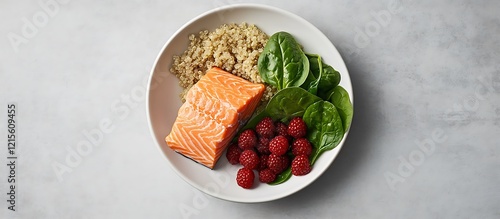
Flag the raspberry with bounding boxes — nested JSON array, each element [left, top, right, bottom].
[[267, 154, 287, 174], [269, 135, 289, 156], [238, 129, 257, 150], [257, 154, 269, 171], [236, 168, 255, 189], [287, 117, 307, 139], [292, 138, 312, 156], [256, 137, 271, 155], [226, 143, 242, 165], [259, 168, 276, 183], [239, 150, 260, 170], [291, 155, 312, 176], [256, 117, 275, 138], [275, 121, 289, 138]]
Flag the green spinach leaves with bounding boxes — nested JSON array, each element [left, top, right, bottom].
[[303, 101, 344, 165], [258, 32, 309, 90], [250, 31, 353, 185], [266, 87, 322, 122], [301, 54, 322, 95], [329, 86, 353, 132]]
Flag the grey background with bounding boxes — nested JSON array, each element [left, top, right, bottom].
[[1, 0, 499, 218]]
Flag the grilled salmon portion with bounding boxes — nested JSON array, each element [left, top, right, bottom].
[[165, 67, 265, 169]]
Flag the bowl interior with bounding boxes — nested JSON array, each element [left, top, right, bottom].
[[147, 4, 352, 203]]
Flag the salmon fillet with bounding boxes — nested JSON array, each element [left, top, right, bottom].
[[165, 67, 265, 169]]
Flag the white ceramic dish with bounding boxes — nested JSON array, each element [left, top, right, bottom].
[[147, 3, 353, 203]]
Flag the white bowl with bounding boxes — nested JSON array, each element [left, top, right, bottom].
[[147, 3, 353, 203]]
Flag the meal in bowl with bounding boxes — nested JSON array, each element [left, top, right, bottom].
[[166, 22, 353, 189]]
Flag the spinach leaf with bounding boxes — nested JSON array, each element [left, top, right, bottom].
[[266, 87, 322, 122], [258, 32, 309, 90], [301, 72, 318, 95], [329, 86, 353, 132], [303, 101, 344, 165], [301, 54, 322, 95], [317, 64, 341, 100], [318, 64, 341, 90], [269, 168, 292, 185], [301, 53, 341, 100]]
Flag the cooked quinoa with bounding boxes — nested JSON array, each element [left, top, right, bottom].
[[170, 22, 276, 103]]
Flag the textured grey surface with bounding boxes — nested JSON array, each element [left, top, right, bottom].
[[0, 0, 499, 218]]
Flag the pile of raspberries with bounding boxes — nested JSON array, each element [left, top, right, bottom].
[[226, 117, 313, 189]]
